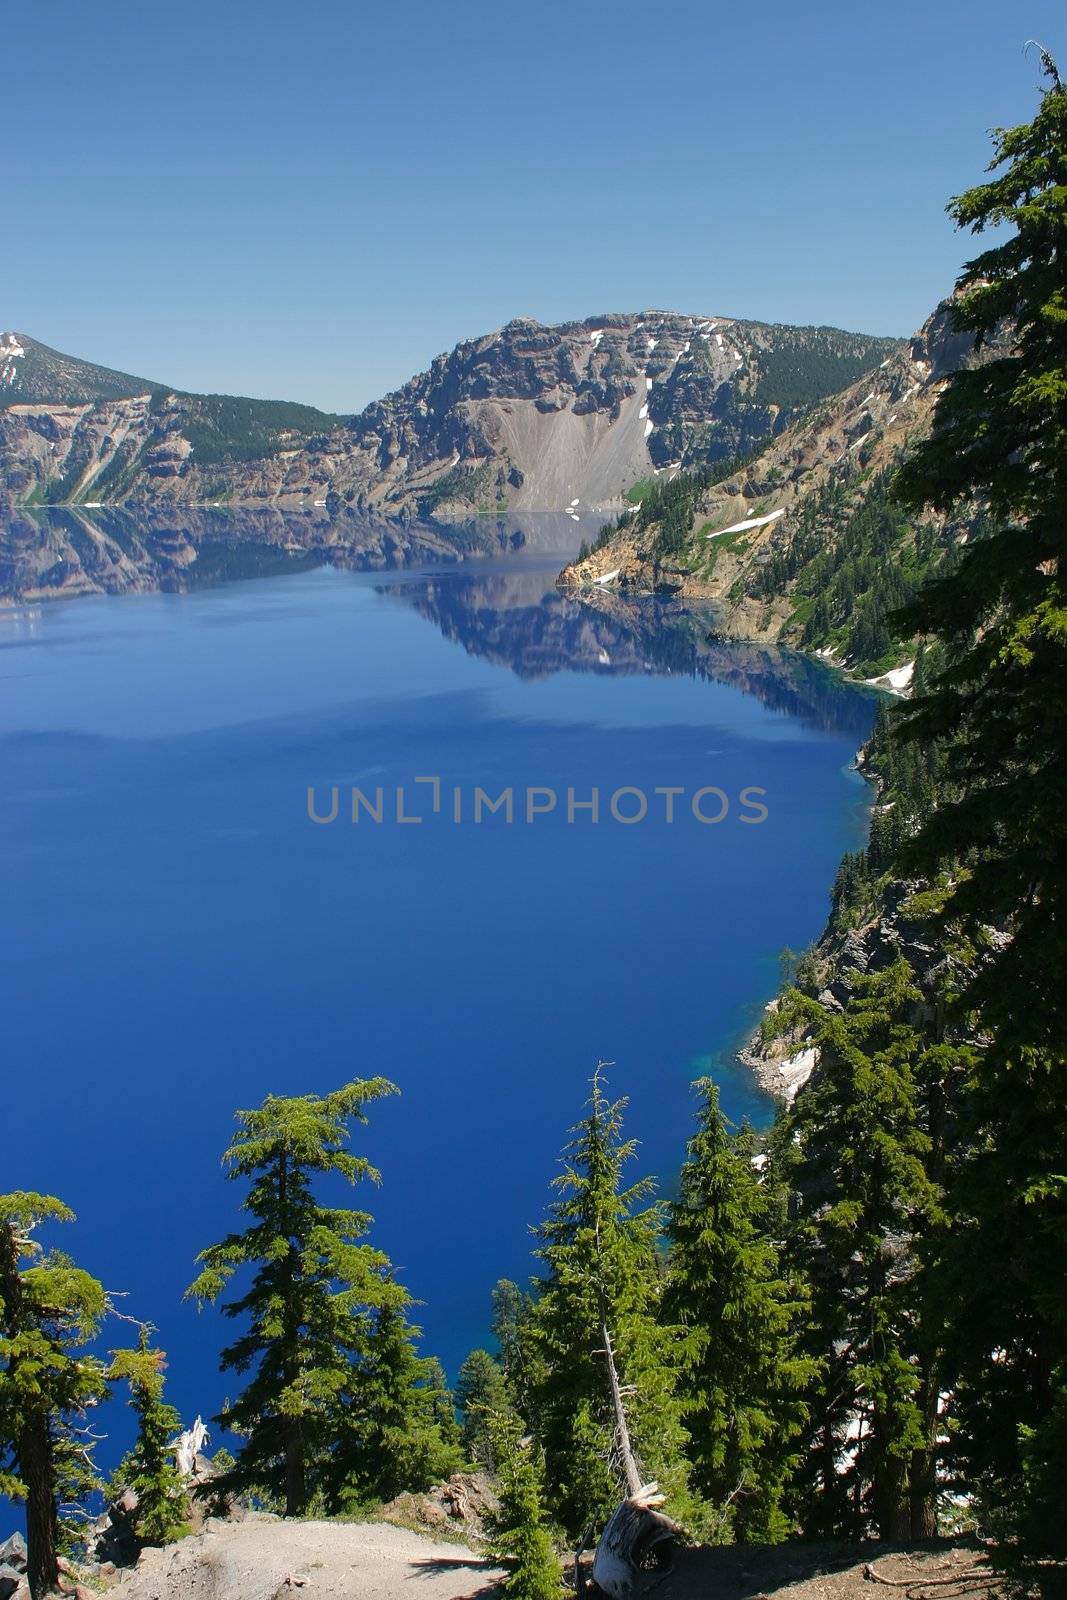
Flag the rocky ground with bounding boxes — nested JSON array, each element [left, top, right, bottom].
[[106, 1517, 503, 1600], [94, 1527, 998, 1600], [659, 1539, 997, 1600]]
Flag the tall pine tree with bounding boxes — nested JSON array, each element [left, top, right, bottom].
[[325, 1295, 464, 1509], [665, 1082, 813, 1543], [527, 1067, 693, 1538], [186, 1079, 401, 1515], [774, 963, 942, 1540], [892, 58, 1067, 1591], [0, 1193, 110, 1600]]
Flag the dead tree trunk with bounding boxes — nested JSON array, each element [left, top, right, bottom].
[[589, 1311, 679, 1599]]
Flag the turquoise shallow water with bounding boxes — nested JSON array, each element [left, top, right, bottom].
[[0, 541, 876, 1462]]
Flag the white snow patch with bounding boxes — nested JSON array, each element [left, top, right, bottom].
[[879, 358, 891, 368], [861, 392, 875, 405], [597, 648, 611, 665], [902, 383, 920, 402], [569, 497, 580, 507], [588, 330, 604, 346], [715, 332, 724, 347], [569, 513, 581, 522], [866, 660, 915, 693], [706, 507, 785, 539], [646, 336, 658, 351], [639, 403, 648, 419], [682, 341, 690, 353], [594, 568, 620, 585], [887, 413, 898, 424], [643, 419, 654, 438], [645, 377, 653, 391]]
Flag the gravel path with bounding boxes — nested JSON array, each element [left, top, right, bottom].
[[113, 1516, 504, 1600]]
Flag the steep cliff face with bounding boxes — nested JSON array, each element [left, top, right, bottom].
[[558, 300, 995, 678], [0, 317, 900, 512]]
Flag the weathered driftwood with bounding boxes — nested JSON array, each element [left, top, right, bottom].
[[174, 1416, 210, 1478], [591, 1483, 680, 1598]]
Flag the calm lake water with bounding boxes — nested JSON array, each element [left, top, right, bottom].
[[0, 523, 876, 1463]]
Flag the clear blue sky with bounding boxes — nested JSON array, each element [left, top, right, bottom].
[[6, 0, 1064, 412]]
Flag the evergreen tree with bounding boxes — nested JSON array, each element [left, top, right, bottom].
[[109, 1329, 190, 1546], [491, 1279, 539, 1421], [664, 1081, 812, 1543], [891, 60, 1067, 1590], [775, 963, 941, 1541], [0, 1193, 110, 1600], [327, 1296, 464, 1509], [186, 1079, 400, 1515], [487, 1409, 564, 1600], [527, 1067, 692, 1538], [423, 1355, 463, 1458], [455, 1348, 511, 1469]]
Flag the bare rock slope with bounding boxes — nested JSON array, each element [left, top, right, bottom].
[[558, 300, 990, 658]]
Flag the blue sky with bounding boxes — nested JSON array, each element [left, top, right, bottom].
[[6, 0, 1064, 412]]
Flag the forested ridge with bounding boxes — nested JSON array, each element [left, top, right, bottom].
[[3, 60, 1066, 1600]]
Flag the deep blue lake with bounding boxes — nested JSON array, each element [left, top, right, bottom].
[[0, 525, 877, 1467]]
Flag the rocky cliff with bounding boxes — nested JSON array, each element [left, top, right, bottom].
[[0, 317, 900, 513], [557, 300, 995, 680]]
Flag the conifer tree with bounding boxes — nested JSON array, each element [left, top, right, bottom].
[[0, 1193, 110, 1600], [891, 59, 1067, 1588], [326, 1296, 464, 1509], [455, 1348, 511, 1469], [424, 1355, 463, 1458], [186, 1079, 400, 1515], [664, 1082, 812, 1542], [487, 1409, 564, 1600], [527, 1067, 692, 1538], [108, 1329, 190, 1546], [775, 963, 941, 1540], [491, 1279, 539, 1421]]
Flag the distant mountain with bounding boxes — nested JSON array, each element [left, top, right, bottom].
[[0, 331, 162, 405], [0, 315, 901, 512], [559, 299, 999, 682]]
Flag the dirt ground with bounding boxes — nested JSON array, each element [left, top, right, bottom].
[[108, 1516, 997, 1600], [109, 1516, 504, 1600], [647, 1538, 997, 1600]]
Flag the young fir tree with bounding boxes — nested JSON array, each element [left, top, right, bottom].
[[186, 1079, 401, 1516], [487, 1409, 564, 1600], [424, 1355, 463, 1459], [664, 1081, 813, 1543], [326, 1294, 464, 1509], [527, 1067, 693, 1539], [108, 1329, 190, 1546], [491, 1279, 539, 1422], [775, 962, 942, 1541], [889, 57, 1067, 1593], [0, 1193, 110, 1600], [455, 1347, 512, 1469]]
